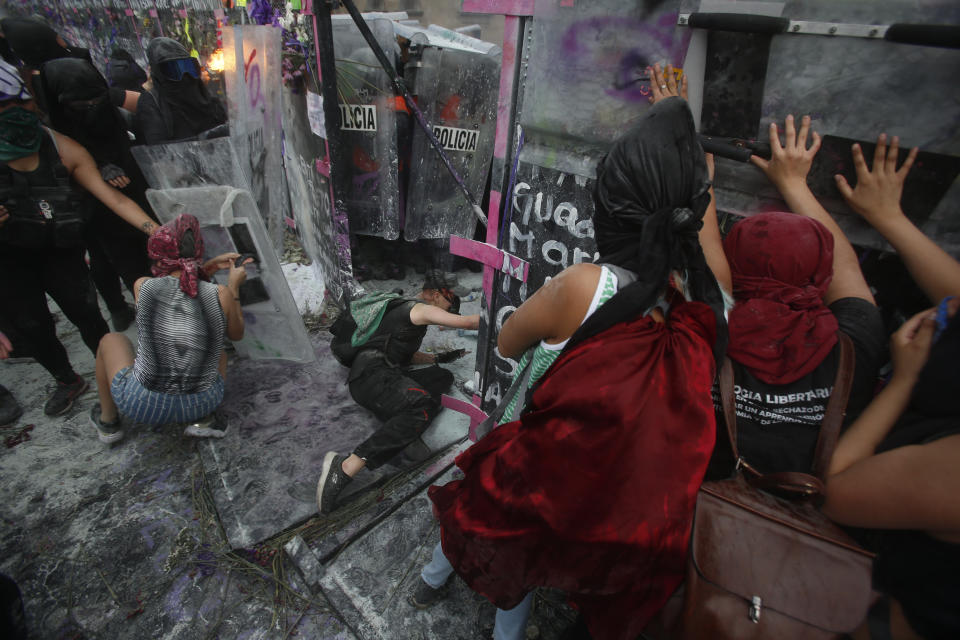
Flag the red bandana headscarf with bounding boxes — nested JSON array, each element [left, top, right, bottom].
[[724, 212, 838, 384], [147, 214, 208, 297]]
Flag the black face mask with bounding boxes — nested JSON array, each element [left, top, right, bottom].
[[62, 95, 114, 133]]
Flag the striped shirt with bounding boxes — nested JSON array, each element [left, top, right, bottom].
[[133, 277, 226, 394], [501, 266, 619, 424]]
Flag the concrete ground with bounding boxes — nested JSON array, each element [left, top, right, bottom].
[[0, 260, 578, 639]]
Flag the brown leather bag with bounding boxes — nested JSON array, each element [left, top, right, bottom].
[[674, 333, 876, 639]]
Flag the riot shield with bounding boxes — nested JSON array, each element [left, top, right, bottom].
[[403, 44, 499, 240], [146, 185, 316, 364], [222, 25, 286, 254], [331, 15, 402, 240], [130, 137, 248, 190]]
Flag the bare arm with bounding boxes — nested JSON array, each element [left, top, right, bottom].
[[498, 263, 600, 359], [55, 131, 158, 235], [836, 134, 960, 303], [122, 90, 140, 113], [822, 309, 960, 534], [409, 304, 479, 330], [751, 115, 873, 305], [218, 262, 249, 342], [700, 156, 732, 294]]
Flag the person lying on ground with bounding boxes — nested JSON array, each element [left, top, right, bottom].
[[317, 271, 480, 514], [705, 114, 885, 478], [411, 93, 731, 640], [823, 133, 960, 640], [0, 60, 158, 417], [89, 214, 248, 444]]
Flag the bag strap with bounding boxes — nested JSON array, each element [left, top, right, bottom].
[[811, 332, 855, 479], [473, 348, 535, 440], [719, 331, 855, 490]]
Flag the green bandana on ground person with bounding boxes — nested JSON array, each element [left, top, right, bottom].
[[350, 291, 403, 347], [0, 106, 43, 162]]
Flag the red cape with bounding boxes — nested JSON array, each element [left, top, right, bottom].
[[429, 301, 718, 640]]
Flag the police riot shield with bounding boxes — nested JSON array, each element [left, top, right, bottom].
[[403, 44, 500, 240], [331, 15, 402, 240], [222, 25, 286, 254], [146, 185, 316, 364]]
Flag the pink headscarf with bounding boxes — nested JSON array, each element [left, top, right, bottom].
[[147, 214, 209, 297]]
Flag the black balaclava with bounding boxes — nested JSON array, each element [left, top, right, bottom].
[[146, 37, 226, 138], [107, 47, 147, 92], [566, 97, 727, 361], [41, 58, 127, 166], [0, 17, 84, 67]]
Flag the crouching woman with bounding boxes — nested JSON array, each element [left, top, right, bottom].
[[89, 214, 248, 443]]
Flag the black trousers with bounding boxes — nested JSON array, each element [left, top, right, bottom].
[[0, 245, 109, 382], [350, 354, 454, 469], [85, 206, 151, 311]]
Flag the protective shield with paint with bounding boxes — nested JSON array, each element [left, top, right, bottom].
[[331, 15, 402, 240], [403, 44, 500, 241], [222, 26, 287, 255], [146, 185, 316, 364], [131, 137, 248, 191]]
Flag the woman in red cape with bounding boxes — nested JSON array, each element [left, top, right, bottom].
[[415, 77, 732, 640]]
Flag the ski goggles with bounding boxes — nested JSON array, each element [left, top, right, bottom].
[[159, 58, 200, 82]]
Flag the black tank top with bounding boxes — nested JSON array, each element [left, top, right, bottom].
[[375, 300, 428, 366]]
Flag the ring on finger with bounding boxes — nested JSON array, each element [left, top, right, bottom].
[[660, 84, 668, 90]]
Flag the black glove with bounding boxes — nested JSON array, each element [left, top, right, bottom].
[[436, 348, 468, 364], [100, 163, 126, 182]]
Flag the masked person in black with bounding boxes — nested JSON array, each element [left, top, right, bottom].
[[41, 57, 156, 330], [317, 272, 480, 514], [0, 16, 137, 114], [136, 38, 227, 144], [0, 60, 158, 416], [106, 48, 147, 94]]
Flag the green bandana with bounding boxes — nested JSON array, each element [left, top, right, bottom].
[[0, 106, 43, 162], [350, 291, 403, 347]]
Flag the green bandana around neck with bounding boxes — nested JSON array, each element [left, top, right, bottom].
[[0, 106, 43, 162]]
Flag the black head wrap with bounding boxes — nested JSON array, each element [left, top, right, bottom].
[[0, 17, 81, 67], [40, 58, 127, 166], [146, 38, 226, 139], [107, 47, 147, 92], [567, 97, 727, 361]]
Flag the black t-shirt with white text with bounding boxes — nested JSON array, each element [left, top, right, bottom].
[[708, 297, 886, 476]]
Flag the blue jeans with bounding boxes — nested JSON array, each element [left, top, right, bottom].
[[421, 542, 533, 640]]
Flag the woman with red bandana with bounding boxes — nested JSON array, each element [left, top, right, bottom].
[[88, 214, 249, 444], [707, 114, 887, 477]]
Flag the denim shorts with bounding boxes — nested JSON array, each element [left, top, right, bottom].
[[110, 367, 225, 425]]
